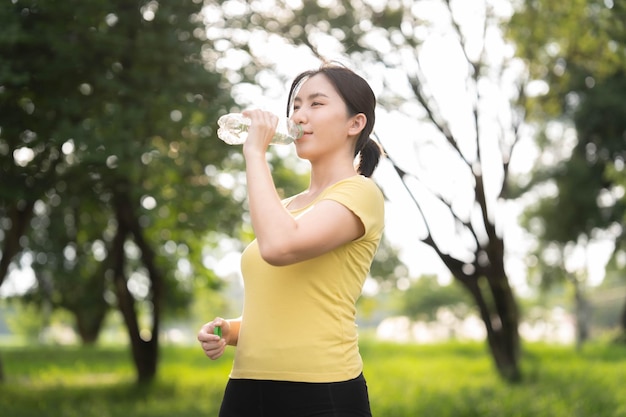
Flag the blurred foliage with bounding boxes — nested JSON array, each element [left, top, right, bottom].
[[401, 275, 474, 321], [0, 0, 404, 383], [508, 0, 626, 120], [510, 0, 625, 281], [509, 0, 626, 342], [509, 0, 625, 235], [1, 0, 232, 340]]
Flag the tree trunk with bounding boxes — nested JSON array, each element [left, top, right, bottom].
[[76, 271, 109, 345], [0, 200, 36, 384], [113, 264, 159, 383], [114, 277, 159, 383], [423, 228, 522, 383], [74, 305, 107, 345], [111, 222, 159, 383], [573, 281, 590, 350], [621, 299, 626, 336], [111, 190, 162, 384], [0, 202, 35, 285], [463, 274, 521, 382], [615, 297, 626, 344]]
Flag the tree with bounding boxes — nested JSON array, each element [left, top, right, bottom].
[[509, 0, 626, 342], [0, 0, 244, 382], [374, 0, 525, 381], [207, 0, 528, 381]]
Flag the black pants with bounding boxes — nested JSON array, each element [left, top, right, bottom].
[[218, 373, 373, 417]]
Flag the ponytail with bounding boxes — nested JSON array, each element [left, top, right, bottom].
[[355, 138, 383, 177]]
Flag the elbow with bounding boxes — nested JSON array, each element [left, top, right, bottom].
[[257, 241, 293, 266]]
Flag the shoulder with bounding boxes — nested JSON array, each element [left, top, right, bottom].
[[325, 175, 384, 204], [323, 176, 384, 233]]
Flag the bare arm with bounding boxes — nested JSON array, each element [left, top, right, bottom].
[[242, 110, 364, 266]]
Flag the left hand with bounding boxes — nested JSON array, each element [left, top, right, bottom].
[[197, 318, 229, 360]]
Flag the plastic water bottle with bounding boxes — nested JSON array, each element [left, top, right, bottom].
[[217, 113, 303, 145]]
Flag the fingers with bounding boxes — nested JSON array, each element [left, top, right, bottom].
[[242, 109, 278, 127], [197, 319, 222, 343], [197, 318, 227, 360], [200, 338, 226, 360], [241, 109, 278, 149]]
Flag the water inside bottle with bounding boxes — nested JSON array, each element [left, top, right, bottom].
[[217, 113, 300, 145], [217, 114, 249, 144]]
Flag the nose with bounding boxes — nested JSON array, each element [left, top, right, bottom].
[[291, 107, 307, 125]]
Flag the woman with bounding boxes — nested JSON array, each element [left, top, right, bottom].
[[198, 64, 385, 417]]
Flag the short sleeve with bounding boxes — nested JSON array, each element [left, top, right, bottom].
[[322, 176, 385, 241]]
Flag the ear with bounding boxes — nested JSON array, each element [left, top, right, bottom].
[[347, 113, 367, 137]]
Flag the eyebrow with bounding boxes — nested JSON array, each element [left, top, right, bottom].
[[293, 92, 330, 102]]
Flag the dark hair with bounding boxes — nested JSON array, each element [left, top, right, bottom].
[[286, 64, 383, 177]]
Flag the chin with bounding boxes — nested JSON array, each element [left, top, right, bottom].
[[294, 144, 311, 160]]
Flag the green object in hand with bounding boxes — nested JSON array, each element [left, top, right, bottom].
[[214, 326, 222, 338]]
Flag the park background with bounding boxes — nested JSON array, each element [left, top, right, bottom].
[[1, 0, 626, 416]]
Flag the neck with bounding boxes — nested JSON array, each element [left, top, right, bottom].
[[307, 156, 357, 194]]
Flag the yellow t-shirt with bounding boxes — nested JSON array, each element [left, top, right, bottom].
[[230, 175, 385, 383]]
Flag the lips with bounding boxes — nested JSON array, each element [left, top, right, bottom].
[[295, 132, 311, 142]]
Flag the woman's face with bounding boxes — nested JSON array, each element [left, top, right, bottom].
[[290, 74, 356, 161]]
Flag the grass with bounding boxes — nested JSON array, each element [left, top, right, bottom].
[[1, 339, 625, 416], [363, 341, 626, 417]]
